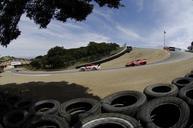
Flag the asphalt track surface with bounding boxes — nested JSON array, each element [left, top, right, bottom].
[[12, 51, 193, 76]]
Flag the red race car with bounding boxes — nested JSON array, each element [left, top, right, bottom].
[[125, 59, 147, 67]]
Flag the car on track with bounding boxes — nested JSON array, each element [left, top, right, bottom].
[[164, 46, 176, 51], [79, 64, 101, 71], [125, 59, 147, 67]]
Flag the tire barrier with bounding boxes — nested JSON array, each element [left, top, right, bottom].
[[1, 72, 193, 127], [75, 46, 132, 69], [101, 91, 146, 117], [30, 99, 60, 116], [179, 85, 193, 125], [59, 98, 101, 125], [179, 86, 193, 108], [14, 98, 35, 111], [74, 113, 142, 128], [189, 124, 193, 128], [137, 97, 190, 128], [144, 83, 178, 99], [172, 77, 193, 89], [5, 95, 22, 106], [3, 110, 29, 128], [0, 102, 12, 122], [23, 115, 69, 128], [185, 73, 193, 79]]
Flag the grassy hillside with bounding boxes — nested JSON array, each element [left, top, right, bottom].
[[101, 48, 170, 69], [30, 42, 121, 70]]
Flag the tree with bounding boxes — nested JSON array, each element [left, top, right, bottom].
[[188, 41, 193, 51], [47, 46, 65, 57], [0, 0, 122, 46], [30, 59, 41, 69], [47, 55, 64, 69]]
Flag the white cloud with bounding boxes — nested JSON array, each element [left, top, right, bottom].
[[136, 0, 144, 12], [0, 15, 111, 57], [146, 0, 193, 49], [116, 25, 142, 39], [93, 9, 143, 40], [2, 1, 193, 57]]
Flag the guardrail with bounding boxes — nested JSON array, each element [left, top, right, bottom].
[[75, 46, 132, 69]]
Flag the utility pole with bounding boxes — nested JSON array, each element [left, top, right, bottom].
[[164, 30, 166, 48]]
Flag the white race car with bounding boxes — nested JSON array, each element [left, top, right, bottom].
[[79, 64, 101, 71]]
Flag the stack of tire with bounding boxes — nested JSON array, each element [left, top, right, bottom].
[[1, 71, 193, 128]]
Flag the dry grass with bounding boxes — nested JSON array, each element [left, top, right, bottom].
[[101, 48, 170, 69]]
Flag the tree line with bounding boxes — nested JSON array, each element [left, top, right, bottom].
[[30, 42, 120, 69]]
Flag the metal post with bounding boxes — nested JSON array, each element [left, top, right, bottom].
[[164, 31, 166, 48]]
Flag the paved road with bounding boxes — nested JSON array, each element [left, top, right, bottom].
[[11, 51, 193, 76], [151, 51, 193, 65]]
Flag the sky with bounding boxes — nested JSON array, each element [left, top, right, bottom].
[[1, 0, 193, 58]]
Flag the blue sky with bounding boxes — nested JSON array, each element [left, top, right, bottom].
[[1, 0, 193, 57]]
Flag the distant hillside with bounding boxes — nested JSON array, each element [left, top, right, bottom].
[[30, 42, 121, 70]]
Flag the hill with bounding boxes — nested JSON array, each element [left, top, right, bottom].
[[101, 48, 170, 69], [30, 42, 121, 70]]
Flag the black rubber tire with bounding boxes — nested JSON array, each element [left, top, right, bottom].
[[185, 73, 193, 79], [80, 68, 86, 72], [179, 86, 193, 125], [102, 90, 147, 117], [30, 99, 60, 116], [144, 83, 178, 99], [74, 113, 142, 128], [3, 110, 29, 128], [0, 94, 5, 103], [0, 91, 10, 102], [91, 67, 97, 71], [179, 86, 193, 108], [189, 124, 193, 128], [5, 95, 22, 106], [23, 115, 69, 128], [0, 95, 3, 103], [59, 98, 101, 125], [172, 77, 193, 89], [137, 97, 190, 128], [14, 98, 35, 111], [0, 102, 12, 122]]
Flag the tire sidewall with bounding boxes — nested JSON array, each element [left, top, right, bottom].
[[102, 91, 147, 116], [144, 83, 178, 99]]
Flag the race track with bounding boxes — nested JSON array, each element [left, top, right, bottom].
[[152, 51, 193, 65], [11, 50, 193, 76], [2, 49, 193, 98]]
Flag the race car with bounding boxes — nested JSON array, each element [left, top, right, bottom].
[[125, 59, 147, 67], [163, 46, 175, 51], [79, 64, 101, 71]]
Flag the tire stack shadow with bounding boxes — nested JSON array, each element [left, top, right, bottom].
[[0, 81, 100, 102]]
